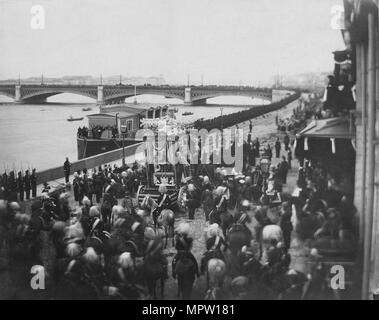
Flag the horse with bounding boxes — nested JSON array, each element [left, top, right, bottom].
[[173, 254, 198, 300], [142, 243, 167, 299], [226, 224, 252, 255], [205, 258, 226, 294]]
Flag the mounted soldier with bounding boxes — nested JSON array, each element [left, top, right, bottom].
[[172, 223, 199, 299], [152, 184, 172, 227]]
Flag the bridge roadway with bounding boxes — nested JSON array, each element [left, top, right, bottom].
[[0, 83, 273, 105]]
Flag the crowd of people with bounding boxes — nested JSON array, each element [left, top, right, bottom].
[[276, 98, 320, 133], [194, 92, 300, 131], [0, 169, 37, 203], [77, 125, 118, 139], [0, 91, 359, 300], [0, 127, 357, 300]]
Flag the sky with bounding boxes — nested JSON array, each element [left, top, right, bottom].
[[0, 0, 345, 85]]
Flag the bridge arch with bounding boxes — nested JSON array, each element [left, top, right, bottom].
[[191, 91, 272, 104], [0, 91, 15, 99], [104, 90, 185, 102], [20, 88, 98, 101]]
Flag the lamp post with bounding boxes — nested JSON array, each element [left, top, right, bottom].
[[115, 112, 119, 138], [120, 124, 127, 167]]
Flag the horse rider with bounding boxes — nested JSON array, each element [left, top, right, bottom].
[[209, 186, 228, 225], [230, 200, 252, 238], [201, 223, 226, 276], [153, 184, 172, 226], [172, 223, 199, 280], [186, 183, 201, 220]]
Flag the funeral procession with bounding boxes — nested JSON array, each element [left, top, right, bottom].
[[0, 0, 379, 301]]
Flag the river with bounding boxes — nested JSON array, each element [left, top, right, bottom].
[[0, 94, 268, 171]]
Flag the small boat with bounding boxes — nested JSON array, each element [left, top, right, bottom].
[[67, 116, 84, 122], [182, 111, 193, 116], [82, 107, 92, 111]]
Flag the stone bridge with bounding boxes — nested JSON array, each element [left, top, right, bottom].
[[0, 84, 273, 105]]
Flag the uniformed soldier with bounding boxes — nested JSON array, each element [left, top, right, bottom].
[[23, 169, 31, 200], [17, 171, 24, 201]]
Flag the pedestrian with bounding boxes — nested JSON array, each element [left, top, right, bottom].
[[254, 138, 260, 157], [265, 144, 272, 162], [73, 172, 82, 205], [94, 167, 105, 203], [249, 142, 256, 167], [63, 157, 71, 183], [283, 134, 290, 151], [287, 148, 292, 169], [23, 169, 31, 200], [82, 168, 89, 197], [202, 189, 214, 222], [275, 137, 281, 158], [279, 156, 289, 184], [31, 168, 37, 198]]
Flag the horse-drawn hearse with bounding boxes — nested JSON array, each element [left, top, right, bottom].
[[136, 162, 191, 211]]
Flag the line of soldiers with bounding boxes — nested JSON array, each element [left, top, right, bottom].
[[70, 163, 146, 206], [0, 169, 37, 202]]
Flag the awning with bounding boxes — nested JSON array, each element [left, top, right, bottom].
[[294, 117, 356, 164], [296, 117, 355, 139]]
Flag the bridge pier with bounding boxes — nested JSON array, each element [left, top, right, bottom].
[[15, 85, 21, 103], [97, 85, 105, 105], [184, 87, 192, 105]]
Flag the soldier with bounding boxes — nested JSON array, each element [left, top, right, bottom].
[[7, 171, 17, 202], [93, 167, 105, 203], [63, 157, 71, 183], [31, 168, 37, 198], [1, 172, 8, 200], [17, 171, 24, 201], [24, 169, 31, 200]]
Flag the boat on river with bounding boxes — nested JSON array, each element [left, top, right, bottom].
[[76, 104, 176, 159], [67, 116, 84, 122]]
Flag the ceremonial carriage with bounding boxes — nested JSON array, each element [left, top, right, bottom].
[[135, 115, 192, 211], [136, 163, 190, 210]]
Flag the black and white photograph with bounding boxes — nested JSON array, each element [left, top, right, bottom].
[[0, 0, 378, 303]]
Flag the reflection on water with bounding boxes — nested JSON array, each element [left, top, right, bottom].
[[0, 93, 267, 171]]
